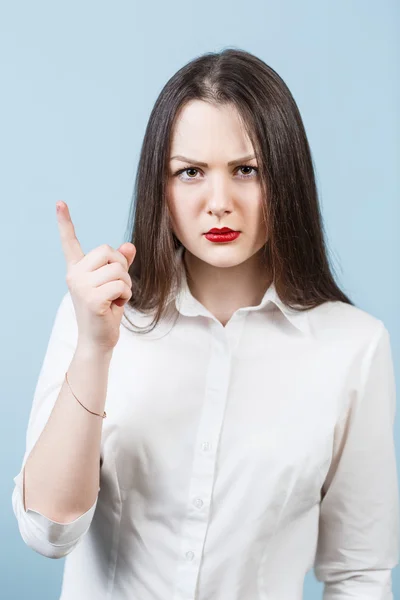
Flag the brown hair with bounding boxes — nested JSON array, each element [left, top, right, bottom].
[[123, 48, 353, 334]]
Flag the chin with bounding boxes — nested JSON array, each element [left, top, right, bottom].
[[192, 247, 254, 269]]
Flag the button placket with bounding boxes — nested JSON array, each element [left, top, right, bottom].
[[173, 330, 232, 600]]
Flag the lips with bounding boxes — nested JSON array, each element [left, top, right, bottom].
[[206, 227, 237, 234], [204, 230, 241, 243]]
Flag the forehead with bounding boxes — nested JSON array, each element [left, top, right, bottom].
[[170, 100, 254, 157]]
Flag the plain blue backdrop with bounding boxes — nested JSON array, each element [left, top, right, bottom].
[[1, 1, 398, 599]]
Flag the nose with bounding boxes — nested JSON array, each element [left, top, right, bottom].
[[205, 176, 233, 217]]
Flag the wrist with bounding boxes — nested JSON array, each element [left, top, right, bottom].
[[75, 339, 114, 362]]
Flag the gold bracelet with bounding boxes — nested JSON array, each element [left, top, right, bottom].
[[65, 372, 107, 419]]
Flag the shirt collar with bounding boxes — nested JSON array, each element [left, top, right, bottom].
[[171, 246, 310, 335]]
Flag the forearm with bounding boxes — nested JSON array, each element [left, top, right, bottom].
[[23, 343, 112, 523]]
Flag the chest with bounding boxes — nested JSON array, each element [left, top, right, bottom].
[[102, 325, 344, 500]]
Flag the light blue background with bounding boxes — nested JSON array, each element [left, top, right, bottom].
[[1, 1, 398, 598]]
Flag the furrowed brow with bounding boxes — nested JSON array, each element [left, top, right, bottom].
[[169, 154, 256, 167]]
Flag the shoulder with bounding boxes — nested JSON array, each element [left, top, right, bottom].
[[307, 299, 388, 352]]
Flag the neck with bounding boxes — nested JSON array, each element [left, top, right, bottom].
[[183, 247, 272, 326]]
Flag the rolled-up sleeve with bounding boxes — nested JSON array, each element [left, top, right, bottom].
[[12, 291, 99, 559], [314, 321, 399, 599]]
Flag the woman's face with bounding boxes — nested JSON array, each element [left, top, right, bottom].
[[167, 100, 268, 269]]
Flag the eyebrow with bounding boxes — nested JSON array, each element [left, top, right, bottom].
[[169, 154, 256, 167]]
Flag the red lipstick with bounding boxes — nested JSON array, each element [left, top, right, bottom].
[[206, 227, 235, 234], [204, 227, 241, 243]]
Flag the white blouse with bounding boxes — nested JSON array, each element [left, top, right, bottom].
[[12, 246, 399, 599]]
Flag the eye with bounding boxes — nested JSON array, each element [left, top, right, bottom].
[[176, 167, 200, 180], [237, 166, 258, 179], [173, 165, 259, 181]]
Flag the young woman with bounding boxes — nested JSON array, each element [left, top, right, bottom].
[[13, 48, 398, 599]]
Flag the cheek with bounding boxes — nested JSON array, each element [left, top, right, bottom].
[[242, 192, 265, 223], [246, 196, 268, 242], [168, 188, 199, 229]]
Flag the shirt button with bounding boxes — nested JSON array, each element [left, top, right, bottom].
[[185, 551, 195, 561], [193, 498, 203, 509], [201, 442, 211, 451]]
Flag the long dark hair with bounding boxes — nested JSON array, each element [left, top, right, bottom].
[[123, 48, 353, 334]]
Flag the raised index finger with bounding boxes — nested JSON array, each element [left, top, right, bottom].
[[56, 201, 85, 266]]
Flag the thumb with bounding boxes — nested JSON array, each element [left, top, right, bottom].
[[117, 242, 136, 268]]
